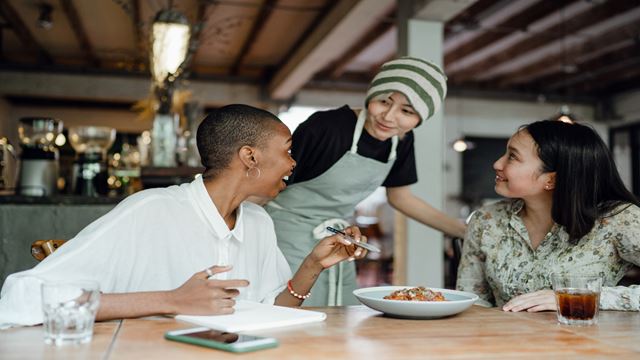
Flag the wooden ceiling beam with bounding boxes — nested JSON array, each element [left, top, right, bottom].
[[566, 58, 640, 97], [311, 71, 372, 86], [444, 0, 495, 38], [592, 71, 640, 96], [268, 0, 395, 100], [271, 0, 338, 81], [60, 0, 99, 67], [444, 0, 571, 66], [0, 69, 264, 106], [367, 53, 395, 77], [496, 22, 640, 87], [571, 64, 640, 99], [131, 0, 145, 70], [182, 0, 210, 76], [414, 0, 480, 22], [328, 10, 394, 79], [444, 0, 535, 54], [267, 0, 340, 95], [449, 0, 640, 84], [229, 0, 277, 76], [598, 65, 640, 92], [0, 27, 4, 61], [310, 49, 393, 87], [0, 1, 53, 64], [543, 44, 640, 91]]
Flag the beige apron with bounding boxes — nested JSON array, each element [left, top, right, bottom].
[[266, 110, 398, 306]]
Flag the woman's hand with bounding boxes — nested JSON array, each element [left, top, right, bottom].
[[168, 265, 249, 315], [309, 226, 368, 269], [502, 290, 556, 312], [275, 226, 367, 306]]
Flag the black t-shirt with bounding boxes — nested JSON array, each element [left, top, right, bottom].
[[287, 105, 418, 187]]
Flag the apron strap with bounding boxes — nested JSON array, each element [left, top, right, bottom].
[[350, 109, 399, 162], [349, 110, 367, 154], [327, 262, 344, 306], [337, 261, 344, 306], [389, 136, 398, 161], [313, 219, 349, 306]]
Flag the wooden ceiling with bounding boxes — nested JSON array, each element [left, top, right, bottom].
[[1, 0, 639, 105]]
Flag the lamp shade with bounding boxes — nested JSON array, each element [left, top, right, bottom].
[[554, 105, 576, 124], [150, 9, 190, 86]]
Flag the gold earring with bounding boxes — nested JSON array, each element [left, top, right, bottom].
[[246, 167, 261, 179]]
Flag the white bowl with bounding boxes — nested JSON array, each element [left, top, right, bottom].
[[353, 286, 478, 319]]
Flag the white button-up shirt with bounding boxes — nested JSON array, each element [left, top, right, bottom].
[[0, 176, 292, 327]]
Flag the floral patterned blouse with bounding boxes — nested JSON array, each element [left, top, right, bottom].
[[456, 199, 640, 311]]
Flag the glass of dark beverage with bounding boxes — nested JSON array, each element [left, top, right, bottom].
[[551, 274, 602, 326]]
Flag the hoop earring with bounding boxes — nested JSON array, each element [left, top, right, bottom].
[[246, 167, 261, 179]]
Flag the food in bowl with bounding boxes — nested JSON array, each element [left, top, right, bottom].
[[354, 286, 478, 318], [383, 286, 446, 301]]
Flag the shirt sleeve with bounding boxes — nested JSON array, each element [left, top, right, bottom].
[[258, 249, 292, 305], [600, 205, 640, 311], [288, 115, 319, 184], [0, 201, 137, 327], [256, 218, 292, 304], [287, 110, 344, 185], [456, 210, 495, 307]]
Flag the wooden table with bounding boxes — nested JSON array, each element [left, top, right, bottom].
[[2, 305, 640, 359]]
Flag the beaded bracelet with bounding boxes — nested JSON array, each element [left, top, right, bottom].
[[287, 280, 311, 300]]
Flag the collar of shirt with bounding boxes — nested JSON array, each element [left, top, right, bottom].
[[507, 199, 563, 250], [190, 175, 245, 243]]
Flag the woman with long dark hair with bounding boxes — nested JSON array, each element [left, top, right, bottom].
[[457, 120, 640, 311]]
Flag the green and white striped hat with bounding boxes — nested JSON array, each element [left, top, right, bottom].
[[365, 57, 447, 126]]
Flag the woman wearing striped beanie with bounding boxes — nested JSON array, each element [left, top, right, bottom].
[[266, 57, 465, 306]]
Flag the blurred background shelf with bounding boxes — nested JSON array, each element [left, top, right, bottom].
[[140, 166, 204, 188]]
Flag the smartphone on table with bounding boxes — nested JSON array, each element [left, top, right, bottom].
[[165, 327, 278, 353]]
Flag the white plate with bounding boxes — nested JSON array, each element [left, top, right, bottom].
[[353, 286, 478, 319]]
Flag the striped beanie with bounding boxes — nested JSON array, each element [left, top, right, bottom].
[[365, 57, 447, 126]]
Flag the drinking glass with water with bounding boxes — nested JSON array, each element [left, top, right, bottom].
[[41, 280, 100, 345]]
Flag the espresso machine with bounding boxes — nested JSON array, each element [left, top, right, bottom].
[[69, 126, 116, 196], [17, 117, 62, 196]]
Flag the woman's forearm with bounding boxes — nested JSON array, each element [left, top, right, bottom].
[[96, 291, 176, 321], [387, 186, 466, 238], [275, 257, 324, 307], [600, 285, 640, 311]]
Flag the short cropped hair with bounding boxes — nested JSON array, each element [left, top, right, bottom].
[[196, 104, 282, 179], [523, 120, 639, 244]]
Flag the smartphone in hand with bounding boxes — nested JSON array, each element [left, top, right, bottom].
[[165, 327, 278, 353]]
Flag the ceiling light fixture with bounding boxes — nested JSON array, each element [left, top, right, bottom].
[[449, 18, 480, 34], [37, 3, 53, 30], [452, 138, 476, 153], [554, 105, 576, 124], [149, 9, 191, 88], [562, 63, 578, 74]]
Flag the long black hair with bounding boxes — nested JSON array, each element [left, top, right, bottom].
[[523, 120, 639, 244]]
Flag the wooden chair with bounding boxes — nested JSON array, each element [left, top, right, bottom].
[[447, 211, 476, 287], [452, 237, 464, 266], [31, 240, 66, 261]]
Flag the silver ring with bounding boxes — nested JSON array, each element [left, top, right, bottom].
[[205, 267, 214, 277]]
